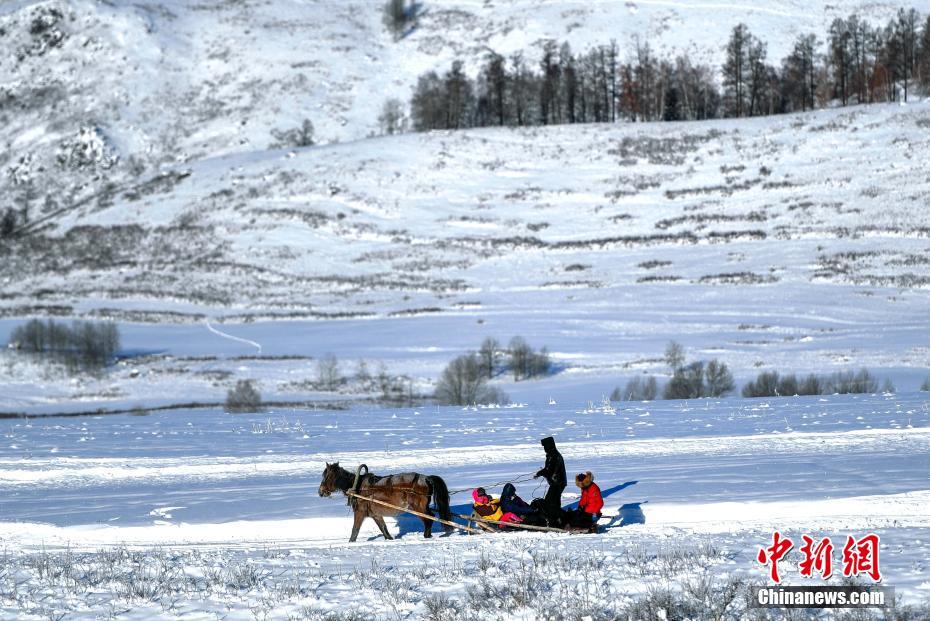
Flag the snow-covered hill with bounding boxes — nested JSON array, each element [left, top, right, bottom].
[[7, 101, 930, 318], [0, 0, 910, 223], [3, 99, 930, 409]]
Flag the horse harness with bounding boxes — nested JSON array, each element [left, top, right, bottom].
[[349, 464, 431, 512]]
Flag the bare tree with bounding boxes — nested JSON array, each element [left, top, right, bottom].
[[705, 359, 735, 397], [355, 359, 371, 384], [317, 352, 341, 390], [509, 336, 530, 381], [376, 361, 391, 398], [664, 341, 685, 372], [620, 375, 658, 401], [478, 337, 499, 378], [435, 354, 505, 405], [378, 98, 406, 135]]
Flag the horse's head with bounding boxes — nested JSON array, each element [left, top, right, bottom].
[[318, 462, 339, 497]]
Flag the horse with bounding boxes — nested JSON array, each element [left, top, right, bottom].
[[318, 462, 454, 542]]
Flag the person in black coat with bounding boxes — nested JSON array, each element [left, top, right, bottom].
[[534, 436, 566, 527], [500, 482, 546, 526]]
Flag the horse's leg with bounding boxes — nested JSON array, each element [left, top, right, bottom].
[[372, 515, 393, 540], [349, 510, 365, 543], [421, 500, 434, 538], [421, 515, 433, 538]]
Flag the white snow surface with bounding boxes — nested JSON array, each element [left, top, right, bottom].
[[2, 392, 929, 618]]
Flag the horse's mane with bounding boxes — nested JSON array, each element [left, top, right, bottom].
[[329, 464, 384, 492]]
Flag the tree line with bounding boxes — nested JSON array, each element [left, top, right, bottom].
[[402, 9, 930, 132], [611, 342, 897, 401], [8, 318, 120, 371]]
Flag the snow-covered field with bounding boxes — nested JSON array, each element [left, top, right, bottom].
[[4, 0, 930, 617], [2, 394, 929, 618]]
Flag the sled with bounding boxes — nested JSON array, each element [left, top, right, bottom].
[[458, 512, 600, 535]]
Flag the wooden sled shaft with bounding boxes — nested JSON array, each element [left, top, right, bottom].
[[345, 491, 482, 534], [455, 513, 569, 534]]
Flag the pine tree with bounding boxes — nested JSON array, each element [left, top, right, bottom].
[[539, 40, 560, 124], [723, 24, 750, 117], [783, 34, 818, 111], [443, 61, 473, 129], [920, 15, 930, 89], [829, 18, 852, 105], [560, 43, 578, 123], [483, 52, 507, 126], [896, 8, 920, 101], [509, 52, 533, 126], [411, 71, 444, 130], [746, 36, 769, 116], [848, 15, 872, 104]]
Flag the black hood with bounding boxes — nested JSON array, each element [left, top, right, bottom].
[[541, 436, 557, 453], [501, 482, 516, 501]]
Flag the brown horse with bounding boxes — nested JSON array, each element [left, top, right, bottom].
[[318, 462, 454, 542]]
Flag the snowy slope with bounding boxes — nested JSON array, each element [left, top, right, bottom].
[[0, 0, 911, 226], [8, 102, 930, 321], [3, 103, 930, 411]]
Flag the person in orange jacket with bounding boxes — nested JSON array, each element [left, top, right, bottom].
[[564, 471, 603, 530]]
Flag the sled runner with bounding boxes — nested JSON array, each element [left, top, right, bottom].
[[460, 511, 599, 535]]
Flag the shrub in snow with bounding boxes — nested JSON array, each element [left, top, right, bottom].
[[7, 153, 37, 187], [921, 377, 930, 392], [1, 208, 16, 237], [663, 361, 705, 400], [825, 369, 879, 394], [56, 127, 118, 170], [226, 379, 262, 413], [382, 0, 415, 40], [270, 119, 315, 148], [24, 5, 67, 56]]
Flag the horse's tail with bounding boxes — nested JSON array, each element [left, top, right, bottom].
[[427, 475, 454, 531]]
